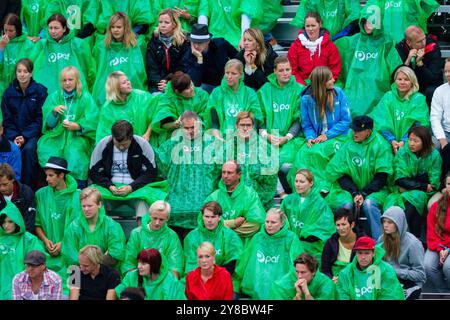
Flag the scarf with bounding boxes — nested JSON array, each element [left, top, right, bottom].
[[159, 33, 173, 48], [298, 33, 323, 58]]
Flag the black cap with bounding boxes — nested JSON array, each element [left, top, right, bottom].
[[43, 156, 70, 173], [24, 250, 46, 266], [188, 24, 212, 43], [350, 115, 374, 132]]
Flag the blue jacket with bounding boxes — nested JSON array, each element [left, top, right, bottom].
[[301, 86, 351, 140], [1, 79, 47, 141], [0, 136, 21, 180]]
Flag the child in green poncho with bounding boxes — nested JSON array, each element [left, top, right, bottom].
[[92, 11, 147, 106], [371, 66, 430, 155], [37, 66, 99, 187], [235, 208, 304, 300], [0, 201, 46, 300]]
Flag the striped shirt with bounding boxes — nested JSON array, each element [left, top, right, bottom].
[[12, 269, 63, 300]]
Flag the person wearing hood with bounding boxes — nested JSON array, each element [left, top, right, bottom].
[[281, 169, 335, 263], [235, 27, 278, 91], [114, 248, 186, 300], [290, 0, 361, 41], [29, 14, 95, 95], [156, 111, 220, 235], [185, 241, 234, 300], [321, 208, 366, 283], [35, 156, 80, 291], [61, 187, 126, 271], [183, 201, 243, 276], [325, 116, 393, 239], [0, 201, 46, 300], [235, 208, 304, 299], [0, 14, 36, 98], [92, 11, 147, 107], [291, 65, 351, 195], [337, 236, 405, 300], [151, 71, 209, 144], [204, 59, 263, 140], [204, 160, 266, 246], [378, 206, 426, 300], [269, 252, 336, 300], [121, 200, 184, 278], [1, 58, 47, 190], [287, 12, 341, 87], [335, 9, 402, 117], [20, 0, 47, 41], [383, 126, 441, 238], [257, 56, 305, 198], [371, 66, 430, 155], [37, 66, 99, 189]]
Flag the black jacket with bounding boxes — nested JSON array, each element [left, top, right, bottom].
[[235, 43, 278, 91], [146, 34, 189, 93], [89, 136, 157, 191], [183, 38, 238, 87], [396, 35, 443, 93], [338, 172, 388, 198], [0, 181, 36, 234]]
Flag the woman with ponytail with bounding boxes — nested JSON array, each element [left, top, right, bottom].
[[424, 172, 450, 292], [378, 206, 426, 300]]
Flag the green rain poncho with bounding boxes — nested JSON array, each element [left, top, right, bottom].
[[219, 132, 279, 210], [35, 174, 81, 272], [121, 214, 184, 276], [371, 84, 430, 142], [156, 131, 220, 229], [37, 90, 99, 180], [21, 0, 47, 37], [30, 30, 96, 95], [183, 212, 243, 274], [197, 0, 262, 47], [151, 82, 209, 144], [204, 76, 263, 134], [0, 201, 46, 300], [95, 89, 153, 143], [257, 73, 306, 164], [325, 131, 394, 210], [115, 253, 186, 300], [0, 34, 35, 98], [337, 245, 405, 300], [268, 269, 337, 300], [384, 146, 442, 214], [95, 0, 153, 34], [291, 0, 361, 37], [335, 9, 402, 117], [235, 221, 304, 300], [204, 180, 266, 243], [257, 0, 283, 34], [92, 39, 147, 106], [61, 206, 126, 267], [363, 0, 439, 43], [280, 189, 335, 262]]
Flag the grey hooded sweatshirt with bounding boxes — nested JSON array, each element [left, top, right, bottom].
[[377, 206, 426, 287]]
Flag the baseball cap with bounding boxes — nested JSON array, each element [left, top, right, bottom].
[[24, 250, 46, 266], [353, 236, 375, 251], [350, 115, 374, 132]]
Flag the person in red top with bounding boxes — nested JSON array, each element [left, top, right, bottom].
[[185, 241, 234, 300], [425, 172, 450, 292], [287, 12, 341, 86]]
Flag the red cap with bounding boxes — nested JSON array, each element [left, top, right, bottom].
[[353, 236, 375, 250]]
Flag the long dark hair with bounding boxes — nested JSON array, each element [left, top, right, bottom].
[[408, 126, 433, 158]]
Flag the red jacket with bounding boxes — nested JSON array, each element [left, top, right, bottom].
[[287, 29, 341, 85], [185, 265, 234, 300], [427, 199, 450, 252]]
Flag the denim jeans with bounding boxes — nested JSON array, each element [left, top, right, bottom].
[[343, 199, 382, 239], [424, 249, 450, 292]]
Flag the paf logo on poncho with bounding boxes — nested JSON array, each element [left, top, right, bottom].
[[352, 156, 364, 167], [0, 244, 15, 255], [355, 51, 378, 62], [218, 0, 232, 13], [51, 212, 62, 220], [395, 109, 405, 121], [226, 103, 242, 118], [223, 209, 236, 220], [30, 3, 40, 13], [291, 217, 304, 230], [256, 251, 280, 264], [4, 57, 17, 66], [48, 52, 70, 63], [109, 57, 129, 67], [385, 1, 402, 10], [322, 9, 337, 18], [272, 103, 290, 113]]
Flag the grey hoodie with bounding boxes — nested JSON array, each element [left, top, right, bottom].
[[377, 206, 426, 287]]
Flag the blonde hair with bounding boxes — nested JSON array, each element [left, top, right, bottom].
[[105, 11, 136, 49], [235, 111, 254, 126], [266, 208, 286, 226], [60, 66, 82, 97], [149, 200, 171, 220], [80, 187, 102, 204], [243, 28, 267, 69], [395, 66, 419, 100], [153, 9, 186, 47], [106, 71, 127, 102], [79, 245, 104, 265], [310, 66, 335, 119], [225, 59, 244, 75], [197, 241, 216, 257]]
